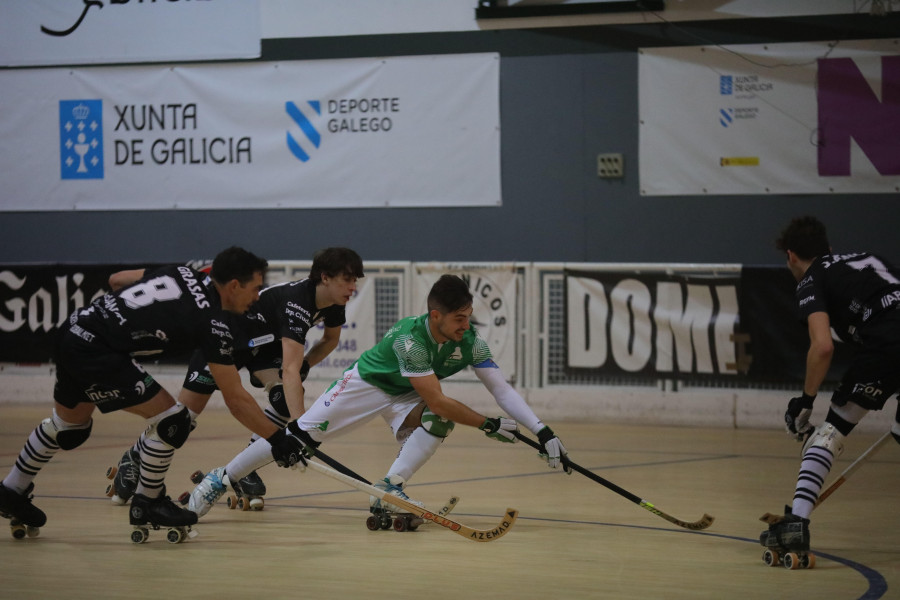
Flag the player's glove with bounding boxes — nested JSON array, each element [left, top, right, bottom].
[[299, 359, 311, 382], [267, 428, 309, 470], [785, 393, 815, 442], [479, 417, 518, 443], [537, 426, 571, 473]]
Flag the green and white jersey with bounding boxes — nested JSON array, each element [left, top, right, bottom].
[[356, 313, 494, 396]]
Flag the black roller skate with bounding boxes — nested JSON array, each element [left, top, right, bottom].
[[105, 448, 140, 505], [0, 482, 46, 540], [367, 475, 425, 533], [129, 489, 198, 544], [759, 506, 815, 570], [226, 470, 266, 511]]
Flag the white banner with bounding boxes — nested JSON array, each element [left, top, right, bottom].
[[639, 40, 900, 195], [412, 264, 518, 382], [0, 54, 501, 210], [301, 276, 376, 383], [0, 0, 260, 67]]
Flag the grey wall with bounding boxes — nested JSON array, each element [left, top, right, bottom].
[[2, 14, 898, 265]]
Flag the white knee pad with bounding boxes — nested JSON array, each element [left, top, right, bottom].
[[801, 422, 845, 458]]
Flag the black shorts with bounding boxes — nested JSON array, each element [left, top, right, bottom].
[[831, 335, 900, 411], [180, 344, 283, 394], [53, 330, 162, 414]]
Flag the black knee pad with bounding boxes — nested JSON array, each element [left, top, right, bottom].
[[57, 419, 93, 450], [267, 384, 289, 419], [156, 407, 192, 449]]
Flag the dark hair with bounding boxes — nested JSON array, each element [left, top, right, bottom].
[[775, 216, 830, 260], [309, 247, 364, 285], [427, 275, 473, 314], [210, 246, 268, 284]]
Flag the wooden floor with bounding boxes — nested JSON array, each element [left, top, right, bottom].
[[1, 405, 897, 600]]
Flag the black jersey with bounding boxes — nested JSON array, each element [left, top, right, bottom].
[[239, 278, 345, 352], [70, 265, 236, 365], [796, 252, 900, 345]]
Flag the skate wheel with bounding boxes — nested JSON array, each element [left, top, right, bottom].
[[226, 495, 239, 510], [190, 470, 205, 485], [366, 516, 380, 531], [177, 492, 190, 506], [131, 527, 149, 544], [784, 553, 800, 570], [10, 524, 27, 540], [801, 553, 816, 569], [392, 517, 408, 532], [249, 497, 264, 511], [762, 549, 779, 567], [237, 497, 251, 511], [166, 528, 185, 544], [26, 526, 40, 538], [379, 515, 392, 530], [106, 466, 118, 480], [105, 484, 116, 498]]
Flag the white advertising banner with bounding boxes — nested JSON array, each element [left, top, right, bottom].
[[301, 275, 376, 383], [639, 40, 900, 195], [0, 53, 501, 210], [412, 264, 518, 382], [0, 0, 260, 67]]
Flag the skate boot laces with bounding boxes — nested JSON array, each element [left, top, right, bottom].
[[187, 467, 228, 516]]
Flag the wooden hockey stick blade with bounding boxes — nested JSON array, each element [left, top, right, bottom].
[[304, 459, 518, 542], [514, 430, 714, 531], [815, 430, 892, 507]]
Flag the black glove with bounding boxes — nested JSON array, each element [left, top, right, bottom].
[[785, 393, 815, 442], [537, 426, 570, 473], [299, 359, 311, 382], [266, 428, 308, 469], [479, 417, 518, 443]]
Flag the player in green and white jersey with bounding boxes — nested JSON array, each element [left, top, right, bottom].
[[186, 274, 568, 518]]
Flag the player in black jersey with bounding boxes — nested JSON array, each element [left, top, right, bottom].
[[0, 247, 308, 541], [107, 247, 364, 511], [762, 216, 900, 553]]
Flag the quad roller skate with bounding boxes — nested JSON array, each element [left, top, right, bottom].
[[177, 467, 229, 517], [0, 482, 46, 540], [226, 470, 266, 511], [367, 475, 426, 533], [129, 489, 198, 544], [105, 448, 140, 505], [759, 507, 815, 570]]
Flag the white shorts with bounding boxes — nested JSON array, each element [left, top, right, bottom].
[[298, 364, 422, 442]]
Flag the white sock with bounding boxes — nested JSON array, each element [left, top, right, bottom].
[[792, 446, 833, 519], [226, 437, 276, 481], [386, 427, 443, 483]]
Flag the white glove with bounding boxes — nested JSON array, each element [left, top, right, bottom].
[[537, 426, 570, 472], [480, 417, 518, 443]]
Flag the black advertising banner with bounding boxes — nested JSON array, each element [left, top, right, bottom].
[[0, 263, 163, 362], [564, 267, 853, 385]]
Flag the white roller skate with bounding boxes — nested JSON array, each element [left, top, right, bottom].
[[368, 475, 425, 533], [184, 467, 230, 518]]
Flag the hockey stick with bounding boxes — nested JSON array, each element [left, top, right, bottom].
[[815, 430, 892, 507], [303, 459, 518, 542], [311, 448, 462, 519], [514, 430, 714, 531]]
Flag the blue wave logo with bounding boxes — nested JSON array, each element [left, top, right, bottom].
[[286, 101, 321, 162], [719, 108, 733, 128], [59, 99, 104, 179]]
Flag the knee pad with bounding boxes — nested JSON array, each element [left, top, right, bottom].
[[801, 422, 845, 458], [420, 408, 455, 438], [265, 383, 289, 420], [151, 406, 192, 449], [45, 413, 93, 450]]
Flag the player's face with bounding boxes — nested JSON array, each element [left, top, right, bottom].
[[434, 305, 473, 343], [229, 272, 264, 313], [321, 273, 358, 306]]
